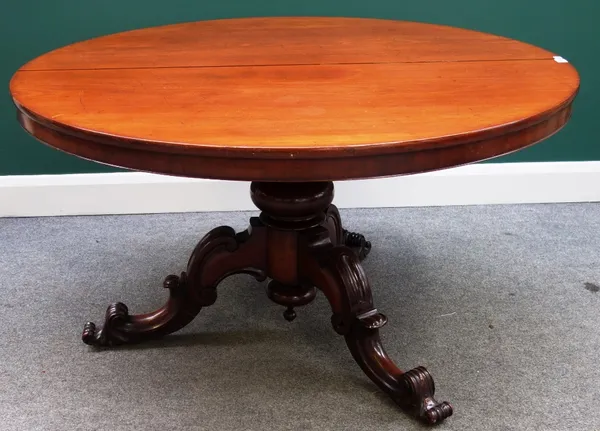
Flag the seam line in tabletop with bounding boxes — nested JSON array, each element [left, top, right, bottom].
[[18, 57, 554, 72]]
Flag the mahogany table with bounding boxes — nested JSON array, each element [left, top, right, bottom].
[[10, 17, 579, 424]]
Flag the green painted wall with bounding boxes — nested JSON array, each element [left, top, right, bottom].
[[1, 1, 597, 175]]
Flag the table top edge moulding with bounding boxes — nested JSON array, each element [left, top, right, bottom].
[[13, 95, 576, 181]]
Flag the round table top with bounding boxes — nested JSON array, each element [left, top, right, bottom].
[[10, 17, 579, 181]]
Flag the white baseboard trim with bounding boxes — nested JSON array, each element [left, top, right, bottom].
[[1, 162, 599, 217]]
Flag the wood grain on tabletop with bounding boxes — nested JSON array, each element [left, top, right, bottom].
[[10, 17, 580, 180]]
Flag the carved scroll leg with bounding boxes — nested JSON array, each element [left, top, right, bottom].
[[324, 205, 371, 260], [303, 240, 452, 424], [345, 317, 453, 424], [82, 273, 196, 346], [82, 221, 267, 347]]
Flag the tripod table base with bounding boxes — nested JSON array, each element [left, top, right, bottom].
[[82, 181, 452, 424]]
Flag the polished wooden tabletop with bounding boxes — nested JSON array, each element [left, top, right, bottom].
[[10, 17, 579, 181]]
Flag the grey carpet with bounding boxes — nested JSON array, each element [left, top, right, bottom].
[[1, 204, 599, 431]]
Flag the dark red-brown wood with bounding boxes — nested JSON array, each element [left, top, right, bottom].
[[10, 17, 579, 181], [82, 181, 451, 424]]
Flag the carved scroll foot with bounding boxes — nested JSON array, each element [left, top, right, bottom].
[[82, 223, 267, 347], [346, 321, 452, 424], [82, 302, 131, 346], [400, 367, 453, 424], [81, 273, 193, 347], [343, 229, 372, 260], [305, 243, 452, 424]]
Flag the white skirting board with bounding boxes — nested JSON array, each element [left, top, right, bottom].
[[1, 162, 599, 217]]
